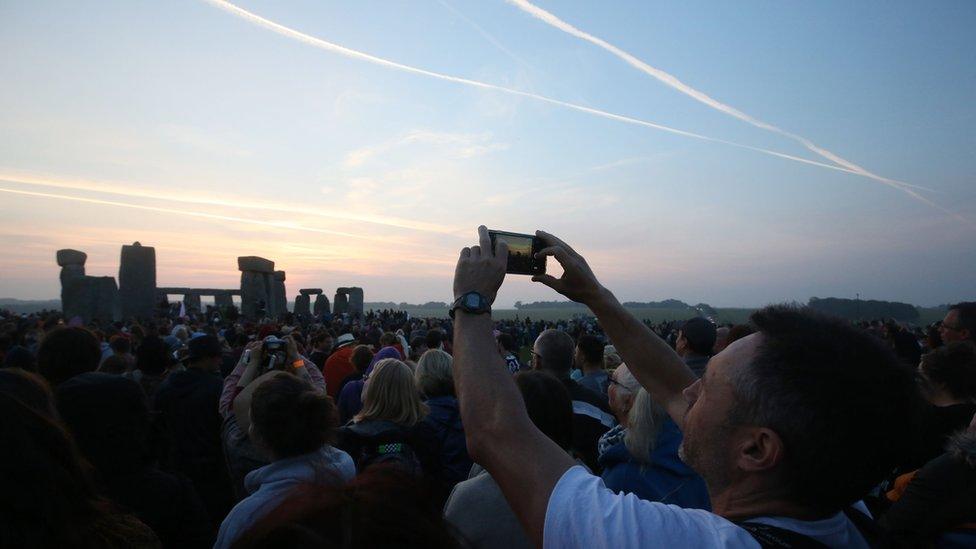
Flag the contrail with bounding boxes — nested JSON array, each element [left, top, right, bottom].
[[199, 0, 937, 196], [0, 171, 457, 235], [437, 0, 538, 74], [0, 186, 385, 240], [503, 0, 934, 198]]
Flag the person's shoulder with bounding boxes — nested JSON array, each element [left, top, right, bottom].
[[544, 466, 754, 548]]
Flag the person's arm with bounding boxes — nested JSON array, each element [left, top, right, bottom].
[[531, 231, 695, 426], [453, 226, 576, 547], [219, 341, 262, 417]]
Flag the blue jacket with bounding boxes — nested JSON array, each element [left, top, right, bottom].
[[423, 396, 473, 485], [214, 446, 355, 549], [598, 418, 711, 510]]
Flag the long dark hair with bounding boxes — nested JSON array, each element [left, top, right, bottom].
[[0, 392, 159, 547]]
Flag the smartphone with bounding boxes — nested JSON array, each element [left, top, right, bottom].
[[488, 229, 546, 276]]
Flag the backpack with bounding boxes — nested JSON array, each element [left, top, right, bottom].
[[339, 420, 423, 476], [737, 507, 882, 548]]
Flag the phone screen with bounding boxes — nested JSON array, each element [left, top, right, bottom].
[[488, 230, 546, 275]]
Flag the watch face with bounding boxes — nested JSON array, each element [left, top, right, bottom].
[[464, 293, 481, 309]]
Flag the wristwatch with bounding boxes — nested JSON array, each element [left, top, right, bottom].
[[450, 291, 491, 318]]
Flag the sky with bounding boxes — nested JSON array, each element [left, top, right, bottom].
[[1, 0, 974, 308]]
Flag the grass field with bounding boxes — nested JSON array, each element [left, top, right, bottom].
[[394, 305, 947, 325], [395, 306, 757, 324]]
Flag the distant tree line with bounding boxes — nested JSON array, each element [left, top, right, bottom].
[[807, 297, 919, 321]]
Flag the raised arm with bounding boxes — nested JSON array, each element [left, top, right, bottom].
[[531, 230, 695, 427], [453, 226, 576, 547]]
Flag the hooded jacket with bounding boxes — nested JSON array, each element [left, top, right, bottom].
[[881, 429, 976, 545], [423, 395, 473, 485], [598, 417, 711, 510], [214, 445, 355, 549], [154, 367, 224, 475]]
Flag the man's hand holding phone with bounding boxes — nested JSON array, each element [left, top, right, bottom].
[[454, 225, 508, 306], [531, 230, 607, 306]]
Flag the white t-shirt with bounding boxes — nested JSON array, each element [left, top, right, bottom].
[[544, 466, 869, 548]]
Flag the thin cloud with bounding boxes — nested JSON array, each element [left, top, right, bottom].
[[0, 170, 457, 235], [503, 0, 939, 198], [344, 130, 508, 167], [0, 186, 371, 239], [200, 0, 935, 198]]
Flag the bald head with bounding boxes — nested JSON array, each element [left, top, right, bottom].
[[533, 329, 575, 377]]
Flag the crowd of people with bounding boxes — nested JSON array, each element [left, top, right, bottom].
[[1, 228, 975, 547]]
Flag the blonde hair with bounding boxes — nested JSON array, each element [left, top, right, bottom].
[[356, 358, 428, 426], [415, 349, 454, 398], [624, 388, 666, 464]]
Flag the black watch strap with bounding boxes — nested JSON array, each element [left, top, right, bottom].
[[450, 291, 491, 318]]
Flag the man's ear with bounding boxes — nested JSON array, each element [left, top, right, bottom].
[[736, 427, 785, 473]]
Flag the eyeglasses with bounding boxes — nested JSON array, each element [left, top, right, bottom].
[[607, 376, 623, 388]]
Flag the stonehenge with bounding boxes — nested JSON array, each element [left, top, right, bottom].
[[119, 242, 156, 320], [335, 287, 363, 317], [238, 256, 275, 318], [56, 249, 121, 323], [58, 244, 362, 321], [314, 293, 330, 316], [294, 288, 321, 317]]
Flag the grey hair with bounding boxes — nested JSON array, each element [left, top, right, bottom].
[[624, 388, 667, 464], [415, 349, 454, 398]]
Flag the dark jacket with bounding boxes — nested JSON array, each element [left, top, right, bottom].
[[599, 418, 711, 510], [564, 378, 615, 472], [56, 373, 214, 548], [154, 368, 225, 475], [154, 367, 233, 524], [336, 419, 440, 475], [422, 396, 473, 485], [882, 430, 976, 546]]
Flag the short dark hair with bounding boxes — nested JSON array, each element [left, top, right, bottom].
[[108, 335, 130, 354], [380, 332, 397, 347], [534, 329, 574, 376], [576, 334, 604, 364], [733, 305, 920, 514], [514, 370, 573, 451], [37, 327, 101, 386], [496, 332, 518, 353], [949, 302, 976, 341], [680, 317, 717, 356], [233, 467, 461, 549], [351, 345, 374, 373], [251, 375, 339, 459], [920, 341, 976, 401], [425, 329, 444, 350]]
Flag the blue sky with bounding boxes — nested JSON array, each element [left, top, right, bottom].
[[1, 0, 973, 307]]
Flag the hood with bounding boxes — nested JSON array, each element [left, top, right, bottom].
[[425, 396, 462, 430], [244, 446, 351, 494], [365, 347, 402, 376], [948, 429, 976, 468], [162, 368, 217, 395], [344, 419, 407, 439], [649, 418, 697, 477]]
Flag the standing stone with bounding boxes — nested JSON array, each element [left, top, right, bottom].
[[238, 256, 274, 318], [314, 294, 330, 316], [333, 289, 349, 315], [272, 271, 287, 317], [293, 294, 311, 317], [92, 277, 121, 322], [57, 249, 87, 290], [57, 249, 89, 321], [214, 292, 234, 310], [119, 242, 156, 320], [346, 287, 364, 318], [183, 291, 202, 313]]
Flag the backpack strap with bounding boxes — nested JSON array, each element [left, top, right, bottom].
[[736, 522, 829, 549], [737, 506, 881, 549]]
